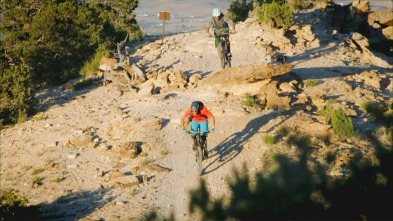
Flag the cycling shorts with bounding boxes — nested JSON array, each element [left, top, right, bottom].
[[214, 29, 229, 47], [191, 121, 209, 136]]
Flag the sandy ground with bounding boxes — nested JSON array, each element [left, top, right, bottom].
[[1, 5, 393, 220]]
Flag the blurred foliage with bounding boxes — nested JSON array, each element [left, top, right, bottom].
[[331, 107, 356, 139], [79, 45, 111, 77], [304, 79, 322, 87], [0, 189, 40, 220], [262, 134, 275, 145], [0, 0, 141, 126], [227, 0, 254, 23], [361, 101, 393, 125], [254, 0, 294, 29], [189, 133, 393, 220], [244, 93, 261, 109]]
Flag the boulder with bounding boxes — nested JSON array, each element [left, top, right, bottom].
[[138, 80, 154, 96], [143, 119, 163, 130], [118, 141, 140, 158], [382, 26, 393, 40], [188, 74, 202, 87], [201, 63, 292, 95], [368, 9, 393, 26]]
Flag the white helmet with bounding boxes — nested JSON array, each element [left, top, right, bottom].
[[212, 8, 221, 17]]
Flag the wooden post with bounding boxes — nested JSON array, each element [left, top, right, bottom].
[[159, 11, 171, 44], [162, 19, 166, 44]]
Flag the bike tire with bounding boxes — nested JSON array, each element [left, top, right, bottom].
[[218, 43, 225, 69], [196, 143, 203, 175]]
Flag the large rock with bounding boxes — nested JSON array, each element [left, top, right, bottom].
[[351, 32, 393, 69], [368, 9, 393, 26], [200, 63, 292, 95], [351, 0, 370, 13], [262, 81, 291, 109], [382, 26, 393, 40]]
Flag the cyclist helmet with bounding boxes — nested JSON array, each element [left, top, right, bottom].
[[212, 8, 221, 17], [191, 102, 200, 111]]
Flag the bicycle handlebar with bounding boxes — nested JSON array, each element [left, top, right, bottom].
[[185, 129, 212, 134]]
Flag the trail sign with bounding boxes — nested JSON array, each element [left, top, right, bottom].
[[159, 11, 171, 44]]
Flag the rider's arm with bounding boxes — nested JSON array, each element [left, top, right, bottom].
[[206, 18, 213, 34], [210, 115, 215, 129], [181, 109, 192, 129]]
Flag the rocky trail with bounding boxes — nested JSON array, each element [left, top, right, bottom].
[[1, 2, 393, 220]]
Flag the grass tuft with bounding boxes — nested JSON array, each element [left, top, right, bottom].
[[245, 93, 261, 108], [262, 135, 275, 145], [304, 79, 322, 87], [31, 168, 44, 175]]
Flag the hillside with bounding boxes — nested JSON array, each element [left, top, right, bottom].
[[1, 2, 393, 220]]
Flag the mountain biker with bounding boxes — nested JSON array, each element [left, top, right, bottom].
[[181, 101, 215, 158], [206, 8, 236, 57]]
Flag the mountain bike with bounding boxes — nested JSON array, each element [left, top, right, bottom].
[[186, 129, 210, 175], [217, 35, 231, 69]]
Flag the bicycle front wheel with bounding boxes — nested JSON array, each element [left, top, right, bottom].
[[196, 144, 203, 175]]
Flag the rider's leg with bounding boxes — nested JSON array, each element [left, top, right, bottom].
[[226, 36, 231, 56], [215, 36, 220, 55], [191, 121, 200, 149], [200, 121, 209, 158]]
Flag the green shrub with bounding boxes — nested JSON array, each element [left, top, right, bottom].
[[245, 93, 261, 108], [255, 1, 294, 29], [263, 135, 275, 145], [33, 176, 43, 185], [304, 79, 322, 87], [331, 108, 355, 138], [0, 189, 39, 219], [316, 99, 338, 124], [31, 168, 44, 175], [361, 101, 387, 122], [0, 64, 34, 126], [277, 125, 289, 137], [227, 0, 254, 23], [79, 45, 111, 77], [289, 0, 307, 12]]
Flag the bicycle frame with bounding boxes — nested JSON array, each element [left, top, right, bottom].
[[217, 35, 231, 69], [187, 129, 210, 175]]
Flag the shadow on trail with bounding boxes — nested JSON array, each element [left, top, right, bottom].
[[38, 187, 115, 220], [203, 111, 289, 175]]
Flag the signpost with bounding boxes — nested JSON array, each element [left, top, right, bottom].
[[159, 11, 171, 44]]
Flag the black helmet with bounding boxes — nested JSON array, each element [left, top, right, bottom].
[[191, 101, 200, 110]]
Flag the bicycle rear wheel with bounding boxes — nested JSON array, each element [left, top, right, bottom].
[[218, 43, 225, 69]]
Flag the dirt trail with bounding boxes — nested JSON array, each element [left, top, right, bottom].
[[1, 6, 392, 220]]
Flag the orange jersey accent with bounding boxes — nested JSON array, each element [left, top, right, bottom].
[[183, 107, 213, 122]]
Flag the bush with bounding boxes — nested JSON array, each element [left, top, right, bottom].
[[227, 0, 254, 23], [255, 1, 294, 29], [0, 64, 34, 126], [277, 125, 289, 137], [79, 45, 111, 77], [244, 93, 261, 108], [0, 189, 39, 219], [331, 108, 355, 139], [361, 101, 392, 123], [304, 79, 322, 87], [263, 135, 275, 145]]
